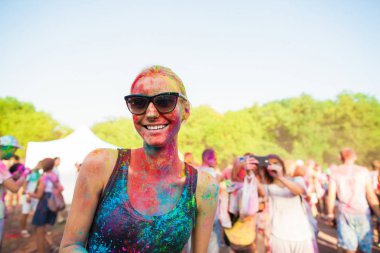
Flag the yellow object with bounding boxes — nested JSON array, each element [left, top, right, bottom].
[[224, 216, 256, 246]]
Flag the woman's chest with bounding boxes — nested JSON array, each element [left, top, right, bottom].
[[268, 184, 294, 198], [128, 176, 186, 216]]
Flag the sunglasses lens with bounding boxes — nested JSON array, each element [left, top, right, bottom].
[[126, 97, 149, 114], [153, 94, 178, 113]]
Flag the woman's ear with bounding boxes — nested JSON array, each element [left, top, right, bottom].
[[182, 101, 191, 122]]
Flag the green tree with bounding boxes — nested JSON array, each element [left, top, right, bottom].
[[0, 97, 71, 158], [322, 92, 380, 166], [90, 92, 380, 168], [92, 117, 141, 148]]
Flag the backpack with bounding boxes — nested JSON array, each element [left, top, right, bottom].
[[46, 176, 65, 212]]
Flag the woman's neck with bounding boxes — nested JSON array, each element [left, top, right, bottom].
[[134, 141, 183, 178]]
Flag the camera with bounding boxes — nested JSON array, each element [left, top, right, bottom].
[[253, 156, 269, 168], [239, 155, 269, 169]]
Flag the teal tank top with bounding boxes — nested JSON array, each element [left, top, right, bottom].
[[86, 149, 198, 252]]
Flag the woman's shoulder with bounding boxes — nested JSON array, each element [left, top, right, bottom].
[[196, 170, 220, 205], [84, 148, 118, 164], [80, 148, 119, 181], [197, 169, 218, 186]]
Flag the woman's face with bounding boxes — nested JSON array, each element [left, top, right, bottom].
[[131, 75, 187, 147], [267, 157, 285, 177]]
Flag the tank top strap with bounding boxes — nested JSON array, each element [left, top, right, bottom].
[[185, 163, 198, 195], [185, 163, 198, 228], [99, 148, 131, 203]]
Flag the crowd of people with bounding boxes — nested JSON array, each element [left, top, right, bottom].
[[183, 147, 380, 253], [1, 65, 380, 253], [0, 135, 64, 253]]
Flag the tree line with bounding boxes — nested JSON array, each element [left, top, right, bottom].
[[1, 92, 379, 168]]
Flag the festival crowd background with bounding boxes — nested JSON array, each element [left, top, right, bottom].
[[1, 132, 380, 252]]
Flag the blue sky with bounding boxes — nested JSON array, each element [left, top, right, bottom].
[[1, 1, 379, 128]]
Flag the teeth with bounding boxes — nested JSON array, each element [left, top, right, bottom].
[[146, 125, 166, 130]]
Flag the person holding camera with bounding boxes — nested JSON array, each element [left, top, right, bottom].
[[260, 154, 314, 253], [220, 154, 261, 253]]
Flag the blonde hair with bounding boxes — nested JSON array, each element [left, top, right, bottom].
[[131, 65, 187, 96]]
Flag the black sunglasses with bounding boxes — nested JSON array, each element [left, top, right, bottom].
[[124, 92, 188, 115]]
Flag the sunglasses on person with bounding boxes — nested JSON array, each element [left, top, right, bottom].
[[124, 92, 188, 115]]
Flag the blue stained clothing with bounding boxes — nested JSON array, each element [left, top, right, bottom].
[[86, 149, 198, 253]]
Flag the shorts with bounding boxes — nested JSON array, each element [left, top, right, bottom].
[[337, 212, 372, 253], [32, 192, 57, 227], [21, 194, 38, 214]]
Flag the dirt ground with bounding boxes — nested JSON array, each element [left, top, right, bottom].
[[2, 206, 380, 253], [2, 206, 67, 253]]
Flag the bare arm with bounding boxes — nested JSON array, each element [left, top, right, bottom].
[[278, 176, 306, 196], [256, 179, 265, 197], [269, 164, 305, 196], [22, 178, 28, 194], [29, 177, 46, 199], [327, 179, 337, 218], [60, 149, 117, 252], [366, 180, 380, 217], [3, 174, 26, 193], [191, 171, 219, 253]]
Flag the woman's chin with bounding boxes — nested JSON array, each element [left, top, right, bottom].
[[144, 140, 168, 149]]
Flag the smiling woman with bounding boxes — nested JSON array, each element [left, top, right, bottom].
[[60, 65, 219, 253]]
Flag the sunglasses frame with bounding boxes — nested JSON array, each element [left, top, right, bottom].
[[124, 92, 188, 115]]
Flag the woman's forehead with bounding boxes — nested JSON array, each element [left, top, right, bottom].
[[269, 158, 280, 163], [131, 75, 180, 94]]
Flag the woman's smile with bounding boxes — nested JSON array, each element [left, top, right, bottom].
[[144, 124, 169, 130]]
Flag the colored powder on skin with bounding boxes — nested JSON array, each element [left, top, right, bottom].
[[86, 150, 197, 252]]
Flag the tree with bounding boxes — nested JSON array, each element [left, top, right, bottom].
[[92, 118, 141, 148], [90, 92, 380, 168], [0, 97, 71, 158]]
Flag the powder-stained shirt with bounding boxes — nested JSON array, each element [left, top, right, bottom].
[[86, 149, 198, 253], [330, 164, 371, 215]]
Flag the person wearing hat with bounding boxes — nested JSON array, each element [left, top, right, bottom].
[[0, 135, 27, 249]]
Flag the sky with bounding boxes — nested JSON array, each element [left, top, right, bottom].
[[1, 0, 379, 129]]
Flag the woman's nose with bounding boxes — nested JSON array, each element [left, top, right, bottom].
[[146, 102, 159, 119]]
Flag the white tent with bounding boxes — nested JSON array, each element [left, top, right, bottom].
[[25, 126, 117, 203]]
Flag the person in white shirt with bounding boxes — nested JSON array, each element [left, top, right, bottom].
[[261, 154, 314, 253]]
